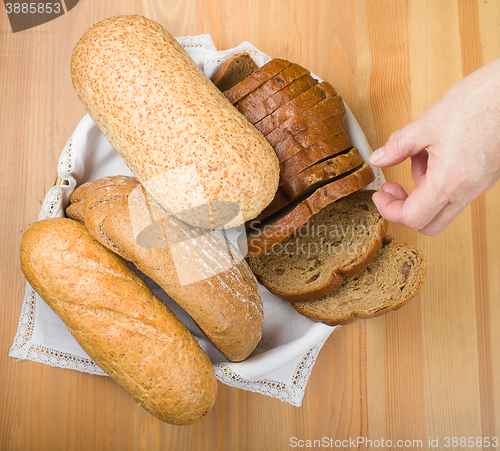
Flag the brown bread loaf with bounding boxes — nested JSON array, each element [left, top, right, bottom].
[[70, 15, 279, 228], [236, 63, 310, 113], [238, 74, 319, 124], [291, 243, 428, 324], [66, 175, 263, 363], [264, 96, 346, 146], [224, 58, 292, 104], [247, 190, 387, 302], [20, 217, 217, 425], [254, 81, 338, 135]]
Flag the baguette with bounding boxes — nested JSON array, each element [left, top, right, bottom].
[[66, 175, 264, 363], [20, 218, 217, 425], [70, 15, 279, 228]]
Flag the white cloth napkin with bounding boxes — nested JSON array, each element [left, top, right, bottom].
[[9, 35, 384, 407]]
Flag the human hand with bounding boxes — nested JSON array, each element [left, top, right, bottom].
[[369, 58, 500, 236]]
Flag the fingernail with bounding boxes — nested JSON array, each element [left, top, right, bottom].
[[369, 148, 384, 165]]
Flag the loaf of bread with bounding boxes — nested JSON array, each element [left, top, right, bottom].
[[70, 15, 279, 228], [66, 175, 264, 362], [20, 218, 217, 425]]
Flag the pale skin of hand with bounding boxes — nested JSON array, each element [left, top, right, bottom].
[[369, 57, 500, 236]]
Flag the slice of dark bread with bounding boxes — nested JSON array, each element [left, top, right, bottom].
[[238, 74, 319, 124], [281, 148, 364, 200], [212, 53, 259, 92], [224, 58, 292, 104], [254, 81, 338, 136], [291, 243, 429, 324], [244, 163, 376, 256], [246, 189, 387, 302]]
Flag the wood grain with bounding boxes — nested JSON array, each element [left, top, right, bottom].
[[2, 0, 500, 449]]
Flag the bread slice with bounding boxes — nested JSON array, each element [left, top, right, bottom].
[[224, 58, 292, 104], [291, 243, 428, 324], [254, 81, 338, 136], [238, 74, 319, 124], [246, 190, 387, 302], [236, 63, 310, 112], [244, 162, 376, 256], [212, 53, 258, 92], [278, 132, 353, 177], [265, 96, 346, 146], [281, 148, 364, 200]]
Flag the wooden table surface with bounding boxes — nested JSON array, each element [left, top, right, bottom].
[[2, 1, 500, 450]]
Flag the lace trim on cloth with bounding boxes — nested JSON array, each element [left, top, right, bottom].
[[10, 34, 384, 408], [215, 337, 329, 406]]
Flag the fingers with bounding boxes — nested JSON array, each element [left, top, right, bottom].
[[372, 180, 448, 232], [418, 201, 469, 236], [369, 121, 431, 168], [410, 148, 429, 187]]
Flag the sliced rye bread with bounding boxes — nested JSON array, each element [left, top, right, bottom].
[[270, 114, 347, 151], [265, 96, 346, 146], [246, 189, 387, 302], [254, 81, 338, 135], [247, 149, 364, 228], [236, 63, 310, 112], [224, 58, 292, 104], [238, 74, 319, 124], [244, 162, 376, 256], [278, 132, 353, 176], [281, 148, 364, 200], [212, 53, 259, 92], [291, 243, 428, 324]]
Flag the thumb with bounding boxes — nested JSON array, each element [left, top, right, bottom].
[[369, 120, 431, 167]]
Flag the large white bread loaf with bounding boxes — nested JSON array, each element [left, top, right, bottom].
[[70, 15, 279, 228], [20, 218, 217, 425]]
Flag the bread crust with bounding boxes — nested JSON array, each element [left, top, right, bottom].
[[254, 81, 338, 135], [291, 243, 429, 323], [265, 96, 346, 146], [281, 148, 364, 200], [224, 58, 292, 104], [66, 175, 264, 362], [238, 74, 319, 124], [278, 132, 353, 176], [247, 190, 388, 302], [212, 53, 258, 92], [70, 15, 279, 228], [245, 162, 375, 256], [20, 218, 217, 425]]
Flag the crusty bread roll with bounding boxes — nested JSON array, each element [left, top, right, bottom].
[[66, 175, 264, 362], [70, 15, 279, 228], [20, 217, 217, 425]]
